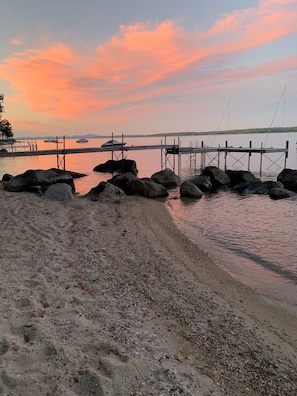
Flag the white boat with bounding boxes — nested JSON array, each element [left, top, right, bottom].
[[76, 138, 89, 143], [101, 139, 126, 147], [44, 139, 59, 143]]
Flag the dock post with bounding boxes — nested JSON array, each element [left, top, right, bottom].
[[248, 141, 252, 171], [224, 141, 228, 171], [173, 138, 176, 173], [260, 142, 263, 177], [161, 139, 163, 170], [111, 132, 113, 161], [284, 141, 289, 168], [62, 135, 66, 171], [163, 135, 167, 169], [56, 136, 59, 169], [201, 141, 204, 171], [218, 144, 220, 168], [178, 137, 181, 176]]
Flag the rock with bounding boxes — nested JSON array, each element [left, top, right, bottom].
[[277, 168, 294, 184], [269, 187, 296, 200], [109, 173, 168, 198], [41, 183, 74, 202], [225, 170, 260, 185], [2, 174, 13, 182], [138, 178, 169, 198], [4, 169, 75, 193], [232, 180, 283, 195], [108, 173, 139, 195], [202, 166, 231, 189], [49, 168, 87, 179], [85, 181, 125, 201], [189, 175, 212, 192], [263, 180, 284, 190], [232, 182, 251, 194], [151, 168, 181, 188], [93, 159, 138, 175], [180, 181, 203, 198], [277, 169, 297, 192]]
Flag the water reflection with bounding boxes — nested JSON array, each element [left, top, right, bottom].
[[169, 191, 297, 315]]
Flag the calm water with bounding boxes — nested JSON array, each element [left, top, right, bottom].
[[1, 133, 297, 315]]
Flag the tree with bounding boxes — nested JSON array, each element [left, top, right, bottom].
[[0, 93, 4, 116], [0, 119, 14, 140], [0, 93, 14, 141]]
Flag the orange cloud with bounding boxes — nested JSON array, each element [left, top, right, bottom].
[[0, 0, 296, 124]]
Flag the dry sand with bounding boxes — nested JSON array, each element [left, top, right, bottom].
[[0, 184, 296, 395]]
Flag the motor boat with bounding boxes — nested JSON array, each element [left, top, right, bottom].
[[76, 138, 89, 143], [101, 139, 126, 147], [44, 139, 59, 143]]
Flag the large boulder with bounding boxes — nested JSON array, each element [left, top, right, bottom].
[[180, 181, 203, 198], [93, 159, 138, 175], [151, 168, 181, 188], [49, 168, 87, 179], [277, 168, 294, 184], [109, 173, 168, 198], [137, 178, 169, 198], [225, 170, 260, 186], [3, 169, 75, 193], [2, 173, 13, 182], [108, 173, 139, 195], [232, 180, 283, 195], [85, 181, 125, 201], [202, 166, 231, 189], [189, 174, 212, 192], [242, 181, 283, 195], [269, 187, 296, 200], [41, 183, 74, 202], [277, 169, 297, 192]]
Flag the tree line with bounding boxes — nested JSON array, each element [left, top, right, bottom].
[[0, 94, 14, 141]]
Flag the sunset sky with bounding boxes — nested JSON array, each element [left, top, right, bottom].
[[0, 0, 296, 137]]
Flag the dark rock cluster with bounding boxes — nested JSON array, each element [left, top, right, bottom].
[[2, 159, 297, 202], [87, 167, 180, 200], [179, 166, 297, 200], [2, 169, 75, 202]]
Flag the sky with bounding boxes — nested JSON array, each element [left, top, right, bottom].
[[0, 0, 296, 137]]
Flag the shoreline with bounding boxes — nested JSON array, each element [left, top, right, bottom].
[[166, 197, 297, 319], [0, 187, 296, 395]]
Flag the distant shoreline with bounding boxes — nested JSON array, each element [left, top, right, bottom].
[[16, 126, 297, 140]]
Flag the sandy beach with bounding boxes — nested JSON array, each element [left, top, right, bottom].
[[0, 184, 296, 395]]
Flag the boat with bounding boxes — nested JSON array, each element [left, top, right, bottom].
[[101, 139, 126, 147], [44, 139, 59, 143], [76, 138, 89, 143]]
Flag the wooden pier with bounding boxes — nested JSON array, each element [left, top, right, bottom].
[[0, 137, 289, 176]]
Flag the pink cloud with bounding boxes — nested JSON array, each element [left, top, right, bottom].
[[11, 119, 52, 132], [10, 38, 24, 46], [0, 0, 296, 123]]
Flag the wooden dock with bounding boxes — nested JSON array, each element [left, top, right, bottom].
[[0, 139, 289, 176]]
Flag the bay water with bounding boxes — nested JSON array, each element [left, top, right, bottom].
[[1, 132, 297, 316]]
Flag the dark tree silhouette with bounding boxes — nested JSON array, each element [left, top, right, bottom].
[[0, 119, 14, 139], [0, 94, 14, 141]]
